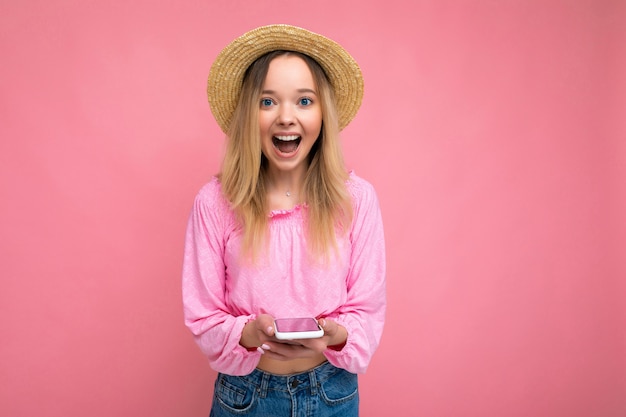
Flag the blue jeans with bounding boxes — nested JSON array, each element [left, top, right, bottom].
[[209, 361, 359, 417]]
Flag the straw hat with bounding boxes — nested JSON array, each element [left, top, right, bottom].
[[207, 24, 364, 133]]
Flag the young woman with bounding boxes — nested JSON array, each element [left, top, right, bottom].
[[182, 24, 386, 417]]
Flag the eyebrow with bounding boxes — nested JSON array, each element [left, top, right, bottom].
[[261, 88, 318, 95]]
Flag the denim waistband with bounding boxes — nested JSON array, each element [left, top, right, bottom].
[[233, 361, 341, 398]]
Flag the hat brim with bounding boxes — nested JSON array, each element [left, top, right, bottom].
[[207, 24, 364, 133]]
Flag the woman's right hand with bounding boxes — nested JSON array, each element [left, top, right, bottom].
[[239, 313, 276, 352]]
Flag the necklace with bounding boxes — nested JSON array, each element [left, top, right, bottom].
[[285, 190, 291, 197]]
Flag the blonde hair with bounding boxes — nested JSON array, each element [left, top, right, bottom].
[[219, 51, 353, 260]]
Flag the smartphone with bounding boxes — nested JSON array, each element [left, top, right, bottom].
[[273, 317, 324, 340]]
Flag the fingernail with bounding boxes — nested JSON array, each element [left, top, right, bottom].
[[261, 344, 270, 350], [267, 326, 273, 334], [256, 347, 265, 354]]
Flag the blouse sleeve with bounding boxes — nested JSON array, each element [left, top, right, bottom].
[[181, 181, 261, 376], [323, 177, 387, 373]]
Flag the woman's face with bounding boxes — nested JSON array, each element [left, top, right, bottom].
[[258, 55, 323, 176]]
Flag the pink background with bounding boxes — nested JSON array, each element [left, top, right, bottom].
[[1, 1, 625, 416]]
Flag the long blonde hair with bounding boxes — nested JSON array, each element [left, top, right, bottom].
[[219, 51, 353, 260]]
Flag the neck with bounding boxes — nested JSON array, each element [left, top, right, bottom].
[[265, 167, 306, 197], [265, 168, 306, 209]]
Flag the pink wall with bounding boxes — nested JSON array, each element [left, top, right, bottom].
[[1, 1, 625, 416]]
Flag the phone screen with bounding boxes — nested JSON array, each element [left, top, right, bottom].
[[275, 318, 320, 332]]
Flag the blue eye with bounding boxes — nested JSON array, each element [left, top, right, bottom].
[[299, 97, 312, 106], [260, 98, 273, 107]]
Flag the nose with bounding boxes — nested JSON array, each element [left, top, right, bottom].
[[277, 104, 295, 125]]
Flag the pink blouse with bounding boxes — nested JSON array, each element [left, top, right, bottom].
[[182, 172, 386, 375]]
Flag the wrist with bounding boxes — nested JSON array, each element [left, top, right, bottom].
[[239, 319, 259, 349], [327, 340, 347, 351], [327, 324, 348, 350]]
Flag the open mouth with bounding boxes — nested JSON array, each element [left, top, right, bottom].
[[272, 135, 301, 154]]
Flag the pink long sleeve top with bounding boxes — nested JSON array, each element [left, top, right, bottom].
[[182, 172, 386, 376]]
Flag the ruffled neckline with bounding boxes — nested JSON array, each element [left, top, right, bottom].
[[268, 203, 307, 218]]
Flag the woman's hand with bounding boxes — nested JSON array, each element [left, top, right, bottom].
[[243, 317, 347, 361], [239, 313, 277, 353]]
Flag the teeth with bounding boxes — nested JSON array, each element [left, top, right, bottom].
[[274, 135, 299, 141]]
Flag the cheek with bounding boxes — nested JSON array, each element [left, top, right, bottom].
[[306, 110, 323, 134], [260, 135, 273, 157], [257, 114, 273, 154], [258, 112, 272, 132]]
